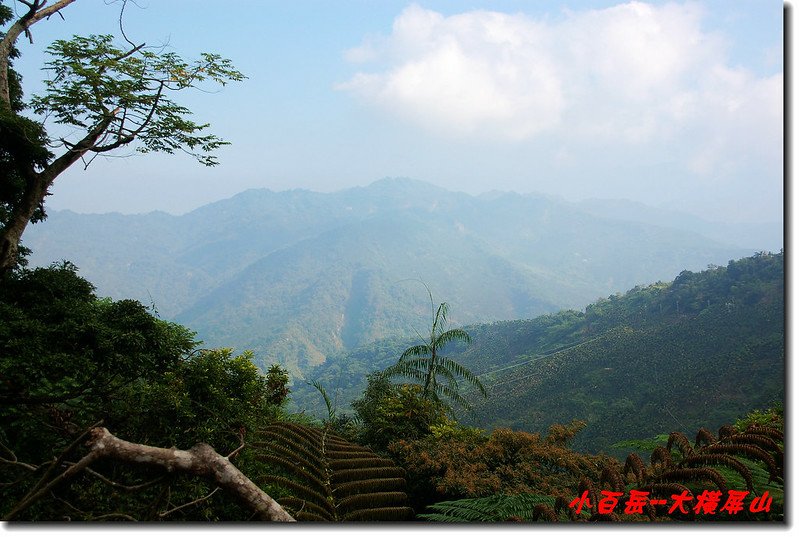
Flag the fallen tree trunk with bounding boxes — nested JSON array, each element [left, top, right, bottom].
[[6, 427, 295, 522]]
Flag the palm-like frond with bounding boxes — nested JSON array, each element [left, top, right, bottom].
[[439, 357, 487, 397], [399, 344, 432, 361], [254, 423, 413, 521], [386, 298, 486, 409], [420, 494, 557, 522], [434, 328, 472, 348]]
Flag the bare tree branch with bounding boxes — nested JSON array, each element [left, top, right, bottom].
[[88, 428, 294, 522], [5, 446, 101, 520], [81, 467, 166, 492], [17, 420, 103, 505], [159, 487, 219, 519], [0, 0, 77, 108]]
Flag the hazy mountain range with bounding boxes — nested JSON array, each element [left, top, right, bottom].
[[292, 251, 784, 455], [24, 178, 780, 375]]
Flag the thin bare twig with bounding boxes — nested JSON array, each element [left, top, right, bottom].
[[159, 487, 220, 519], [19, 420, 103, 506], [81, 467, 167, 492]]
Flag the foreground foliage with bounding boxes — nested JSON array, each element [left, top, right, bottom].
[[0, 258, 785, 522], [420, 407, 784, 522], [300, 251, 784, 455], [254, 422, 414, 521], [0, 264, 289, 520], [389, 419, 611, 513]]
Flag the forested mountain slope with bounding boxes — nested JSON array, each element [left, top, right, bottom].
[[296, 252, 784, 455], [25, 179, 757, 374]]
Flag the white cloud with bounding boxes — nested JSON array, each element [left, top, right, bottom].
[[337, 4, 563, 140], [338, 1, 782, 173]]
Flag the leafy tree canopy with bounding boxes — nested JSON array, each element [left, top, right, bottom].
[[0, 0, 244, 270], [0, 263, 292, 520]]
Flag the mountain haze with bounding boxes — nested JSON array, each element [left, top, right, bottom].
[[24, 178, 764, 375], [294, 252, 784, 455]]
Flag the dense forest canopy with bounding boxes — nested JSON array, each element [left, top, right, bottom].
[[0, 0, 785, 525], [295, 251, 784, 456]]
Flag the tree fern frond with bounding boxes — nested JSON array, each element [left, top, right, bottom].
[[434, 383, 471, 410], [342, 507, 415, 521], [260, 423, 323, 454], [253, 440, 322, 471], [260, 475, 335, 514], [294, 511, 329, 522], [276, 422, 327, 444], [321, 440, 381, 457], [253, 435, 323, 469], [679, 453, 754, 492], [255, 423, 412, 521], [329, 457, 396, 471], [279, 496, 335, 521], [336, 492, 409, 514], [434, 328, 472, 349], [744, 425, 783, 442], [399, 344, 432, 360], [256, 453, 327, 492], [308, 379, 336, 422], [660, 468, 727, 493], [702, 444, 779, 479], [334, 477, 407, 497], [383, 361, 427, 379], [383, 360, 423, 375], [331, 467, 406, 484], [420, 494, 555, 522], [439, 357, 487, 397]]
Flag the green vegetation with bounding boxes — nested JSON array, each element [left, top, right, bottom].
[[0, 263, 292, 520], [0, 254, 785, 522], [253, 422, 414, 521], [419, 410, 783, 522], [384, 300, 486, 409], [0, 0, 243, 271], [299, 251, 784, 456], [23, 179, 754, 375], [0, 2, 785, 524]]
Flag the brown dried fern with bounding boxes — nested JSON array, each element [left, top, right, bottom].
[[679, 453, 754, 492], [255, 423, 413, 521], [623, 453, 647, 485], [530, 504, 558, 521], [660, 467, 727, 493], [694, 427, 716, 448], [702, 443, 780, 481], [667, 432, 693, 458], [744, 425, 783, 441], [650, 446, 673, 471]]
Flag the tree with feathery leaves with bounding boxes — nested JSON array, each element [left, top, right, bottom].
[[384, 294, 487, 410]]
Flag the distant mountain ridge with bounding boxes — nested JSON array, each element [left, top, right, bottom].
[[24, 178, 771, 375]]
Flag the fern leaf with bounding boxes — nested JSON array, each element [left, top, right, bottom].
[[331, 466, 406, 484], [439, 357, 486, 397], [256, 453, 327, 493], [679, 453, 754, 492], [334, 477, 407, 497], [336, 492, 409, 514], [279, 496, 335, 521], [329, 457, 395, 471], [294, 511, 329, 522], [260, 475, 335, 514], [399, 344, 432, 360], [342, 507, 415, 521]]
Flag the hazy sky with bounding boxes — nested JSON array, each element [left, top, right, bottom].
[[11, 0, 784, 223]]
